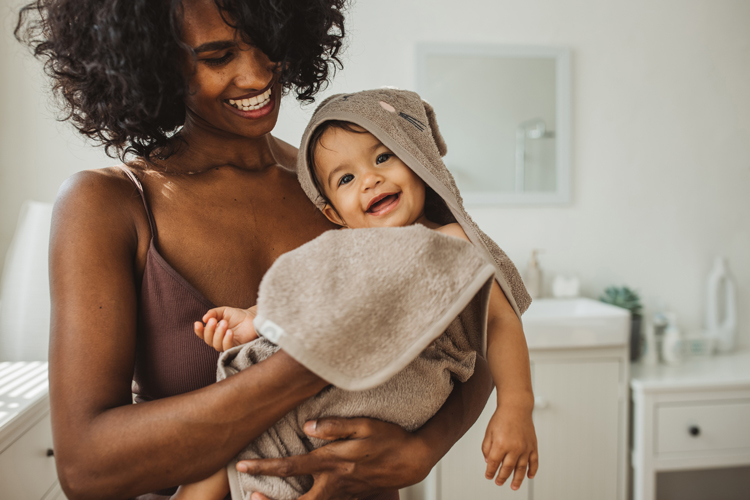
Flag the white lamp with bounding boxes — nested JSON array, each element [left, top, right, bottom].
[[0, 201, 54, 361]]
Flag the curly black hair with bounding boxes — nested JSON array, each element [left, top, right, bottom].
[[15, 0, 347, 160]]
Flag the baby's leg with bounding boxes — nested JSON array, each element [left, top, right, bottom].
[[229, 408, 314, 500], [171, 467, 229, 500]]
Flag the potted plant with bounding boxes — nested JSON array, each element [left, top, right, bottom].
[[600, 286, 643, 361]]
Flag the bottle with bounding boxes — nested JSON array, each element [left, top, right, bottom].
[[661, 313, 683, 365], [525, 250, 543, 299], [641, 320, 658, 366], [705, 257, 738, 353]]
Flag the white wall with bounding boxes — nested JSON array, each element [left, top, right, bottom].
[[274, 0, 750, 346], [2, 0, 749, 349], [0, 0, 111, 260]]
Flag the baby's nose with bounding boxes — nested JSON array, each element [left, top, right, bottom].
[[362, 170, 384, 189]]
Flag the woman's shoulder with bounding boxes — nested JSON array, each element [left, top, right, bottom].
[[59, 165, 139, 198], [54, 165, 148, 241]]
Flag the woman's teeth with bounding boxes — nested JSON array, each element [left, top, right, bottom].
[[227, 88, 272, 111]]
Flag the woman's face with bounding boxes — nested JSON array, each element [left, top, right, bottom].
[[180, 0, 282, 139]]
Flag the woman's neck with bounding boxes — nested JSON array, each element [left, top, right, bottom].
[[155, 113, 282, 174]]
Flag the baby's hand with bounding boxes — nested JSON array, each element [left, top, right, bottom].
[[194, 305, 259, 352], [482, 404, 539, 490]]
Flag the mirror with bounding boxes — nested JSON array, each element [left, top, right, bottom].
[[417, 44, 571, 205]]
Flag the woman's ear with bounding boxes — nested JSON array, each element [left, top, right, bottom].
[[322, 204, 347, 227]]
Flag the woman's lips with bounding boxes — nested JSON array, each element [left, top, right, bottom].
[[224, 94, 276, 119], [366, 193, 401, 216]]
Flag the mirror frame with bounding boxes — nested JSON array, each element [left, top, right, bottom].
[[416, 44, 572, 205]]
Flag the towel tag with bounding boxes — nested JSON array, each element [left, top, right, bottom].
[[255, 315, 285, 345]]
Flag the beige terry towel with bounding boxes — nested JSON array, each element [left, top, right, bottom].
[[296, 87, 531, 320], [218, 225, 495, 500]]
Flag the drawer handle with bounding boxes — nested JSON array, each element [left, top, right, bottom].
[[46, 448, 54, 457], [688, 426, 701, 437]]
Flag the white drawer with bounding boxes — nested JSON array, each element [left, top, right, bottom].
[[0, 412, 59, 500], [656, 399, 750, 454]]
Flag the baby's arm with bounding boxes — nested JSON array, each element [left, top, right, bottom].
[[437, 223, 538, 490], [171, 467, 230, 500], [195, 305, 259, 352]]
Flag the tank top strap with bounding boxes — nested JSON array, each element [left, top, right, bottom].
[[118, 165, 158, 243]]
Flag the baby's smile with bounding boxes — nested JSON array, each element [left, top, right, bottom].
[[366, 192, 401, 216]]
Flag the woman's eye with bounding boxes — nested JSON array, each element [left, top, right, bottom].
[[202, 52, 234, 66], [338, 174, 354, 186], [376, 153, 392, 165]]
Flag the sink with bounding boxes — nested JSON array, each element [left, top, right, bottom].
[[522, 298, 630, 349]]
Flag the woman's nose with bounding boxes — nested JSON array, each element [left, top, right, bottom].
[[232, 47, 276, 91]]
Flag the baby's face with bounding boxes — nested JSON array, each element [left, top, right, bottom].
[[313, 126, 428, 229]]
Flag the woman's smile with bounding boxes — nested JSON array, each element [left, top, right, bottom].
[[224, 87, 276, 119]]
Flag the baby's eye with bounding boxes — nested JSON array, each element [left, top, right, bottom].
[[338, 174, 354, 186], [376, 153, 392, 165], [202, 52, 234, 66]]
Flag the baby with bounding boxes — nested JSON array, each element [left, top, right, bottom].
[[174, 89, 538, 500]]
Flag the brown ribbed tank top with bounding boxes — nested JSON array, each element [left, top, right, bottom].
[[122, 169, 398, 500], [121, 167, 221, 404]]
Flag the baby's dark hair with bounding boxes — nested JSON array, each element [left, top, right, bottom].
[[307, 119, 366, 207], [15, 0, 348, 160]]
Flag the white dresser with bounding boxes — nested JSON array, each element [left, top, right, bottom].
[[630, 350, 750, 500], [0, 362, 63, 500]]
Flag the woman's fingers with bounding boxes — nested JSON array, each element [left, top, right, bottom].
[[250, 493, 274, 500], [194, 321, 204, 340], [297, 474, 339, 500], [237, 454, 323, 477], [303, 417, 374, 441]]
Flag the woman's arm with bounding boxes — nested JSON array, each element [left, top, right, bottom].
[[49, 170, 327, 500], [236, 355, 494, 499]]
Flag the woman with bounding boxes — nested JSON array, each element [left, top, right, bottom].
[[17, 1, 497, 498]]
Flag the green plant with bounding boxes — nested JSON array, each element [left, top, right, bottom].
[[600, 286, 643, 316]]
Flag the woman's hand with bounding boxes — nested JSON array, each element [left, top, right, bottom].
[[236, 417, 432, 500]]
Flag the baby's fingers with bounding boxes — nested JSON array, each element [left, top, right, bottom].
[[194, 321, 205, 340], [510, 457, 529, 490], [202, 307, 226, 323], [495, 453, 518, 486], [213, 320, 228, 351], [203, 317, 218, 347], [222, 329, 234, 352], [483, 445, 505, 480], [528, 450, 539, 478]]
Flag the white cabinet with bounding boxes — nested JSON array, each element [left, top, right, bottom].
[[429, 346, 629, 500], [0, 362, 61, 500], [630, 350, 750, 500], [531, 356, 623, 500]]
